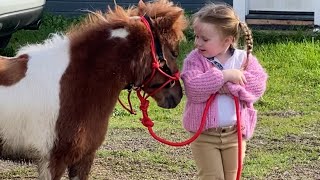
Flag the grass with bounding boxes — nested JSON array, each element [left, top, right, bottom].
[[0, 14, 319, 179]]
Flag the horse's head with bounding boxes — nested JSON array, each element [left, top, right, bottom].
[[66, 0, 187, 109], [133, 0, 188, 108]]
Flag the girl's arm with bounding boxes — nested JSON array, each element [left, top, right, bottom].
[[181, 50, 224, 103], [226, 55, 268, 103]]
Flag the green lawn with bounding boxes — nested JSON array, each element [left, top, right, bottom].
[[0, 14, 319, 179]]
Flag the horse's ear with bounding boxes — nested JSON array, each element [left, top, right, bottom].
[[156, 10, 183, 30], [138, 0, 147, 15]]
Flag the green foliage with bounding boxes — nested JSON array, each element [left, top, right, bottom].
[[0, 13, 83, 56], [254, 41, 320, 113], [41, 13, 84, 31]]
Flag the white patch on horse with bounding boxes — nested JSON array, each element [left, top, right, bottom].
[[129, 16, 141, 20], [110, 28, 129, 38], [0, 33, 70, 158]]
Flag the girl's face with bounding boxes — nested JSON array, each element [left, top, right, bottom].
[[193, 20, 231, 58]]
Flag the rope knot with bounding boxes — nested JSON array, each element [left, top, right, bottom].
[[140, 117, 154, 127], [172, 72, 180, 80], [152, 62, 160, 69], [139, 99, 150, 111]]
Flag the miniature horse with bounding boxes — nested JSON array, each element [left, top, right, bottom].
[[0, 0, 187, 179]]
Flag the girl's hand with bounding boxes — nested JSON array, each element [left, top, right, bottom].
[[222, 69, 247, 86], [219, 84, 230, 94]]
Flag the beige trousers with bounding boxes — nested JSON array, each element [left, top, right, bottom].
[[190, 128, 246, 180]]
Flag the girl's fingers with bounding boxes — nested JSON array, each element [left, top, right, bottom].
[[224, 86, 230, 94], [239, 80, 245, 86], [222, 86, 227, 94], [241, 74, 247, 84], [220, 87, 225, 94], [221, 85, 230, 94], [219, 85, 228, 94], [242, 74, 247, 83]]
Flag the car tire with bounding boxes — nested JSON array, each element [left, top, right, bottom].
[[0, 34, 12, 49]]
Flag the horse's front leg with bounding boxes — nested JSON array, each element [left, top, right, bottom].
[[67, 151, 95, 180], [38, 155, 67, 180]]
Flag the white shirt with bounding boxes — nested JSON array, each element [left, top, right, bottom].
[[214, 49, 246, 127]]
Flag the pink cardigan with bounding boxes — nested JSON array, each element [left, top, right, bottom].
[[181, 49, 268, 136]]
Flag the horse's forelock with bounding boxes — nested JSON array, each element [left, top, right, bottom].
[[143, 1, 188, 42]]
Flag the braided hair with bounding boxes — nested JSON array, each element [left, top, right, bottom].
[[239, 22, 253, 69]]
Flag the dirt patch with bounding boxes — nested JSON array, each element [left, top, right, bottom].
[[266, 162, 320, 180], [260, 110, 304, 118], [103, 128, 194, 158]]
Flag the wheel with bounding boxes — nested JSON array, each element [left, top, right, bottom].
[[0, 34, 12, 49]]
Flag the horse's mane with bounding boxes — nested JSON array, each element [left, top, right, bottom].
[[67, 0, 187, 42], [68, 6, 134, 32]]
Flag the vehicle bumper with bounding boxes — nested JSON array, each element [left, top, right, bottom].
[[0, 5, 44, 37]]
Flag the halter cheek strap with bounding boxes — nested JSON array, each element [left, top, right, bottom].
[[143, 15, 165, 62]]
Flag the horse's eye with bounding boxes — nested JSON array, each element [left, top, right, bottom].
[[171, 50, 178, 58]]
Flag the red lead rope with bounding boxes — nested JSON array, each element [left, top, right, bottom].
[[235, 96, 243, 180], [140, 93, 216, 146]]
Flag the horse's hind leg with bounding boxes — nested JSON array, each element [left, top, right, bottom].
[[68, 151, 95, 180]]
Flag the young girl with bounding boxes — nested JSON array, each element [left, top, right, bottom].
[[181, 3, 268, 180]]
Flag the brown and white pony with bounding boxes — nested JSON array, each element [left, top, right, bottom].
[[0, 0, 187, 179]]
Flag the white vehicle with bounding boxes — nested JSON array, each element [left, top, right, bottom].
[[0, 0, 46, 48]]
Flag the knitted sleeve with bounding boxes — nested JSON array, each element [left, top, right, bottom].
[[226, 55, 268, 103], [181, 50, 224, 103]]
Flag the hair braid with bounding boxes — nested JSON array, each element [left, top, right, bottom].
[[239, 22, 253, 69]]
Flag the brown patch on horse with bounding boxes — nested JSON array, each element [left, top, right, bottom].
[[0, 54, 29, 86]]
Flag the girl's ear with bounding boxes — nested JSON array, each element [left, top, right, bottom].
[[224, 35, 234, 45]]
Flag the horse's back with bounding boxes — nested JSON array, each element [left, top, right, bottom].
[[0, 34, 71, 157]]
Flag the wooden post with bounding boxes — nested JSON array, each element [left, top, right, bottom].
[[233, 0, 248, 23], [313, 0, 320, 26]]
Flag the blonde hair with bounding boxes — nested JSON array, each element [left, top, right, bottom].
[[192, 3, 253, 60]]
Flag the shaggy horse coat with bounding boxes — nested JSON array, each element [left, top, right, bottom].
[[0, 0, 187, 179]]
